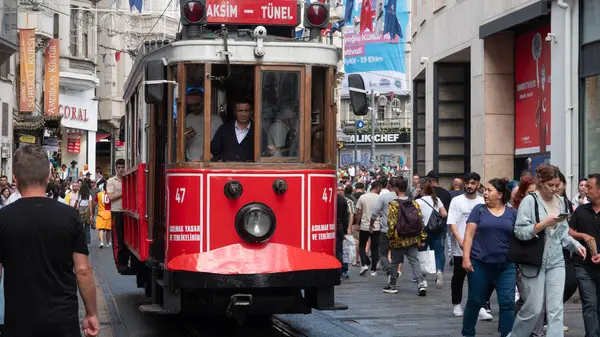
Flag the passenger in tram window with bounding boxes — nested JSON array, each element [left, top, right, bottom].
[[184, 89, 223, 161], [267, 105, 299, 157], [210, 101, 257, 162], [311, 123, 325, 163]]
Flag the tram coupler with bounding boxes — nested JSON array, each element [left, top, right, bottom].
[[226, 294, 253, 325]]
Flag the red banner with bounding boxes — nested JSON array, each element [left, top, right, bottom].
[[206, 0, 297, 25], [67, 136, 81, 153], [515, 25, 551, 155], [19, 29, 36, 112], [44, 39, 60, 115]]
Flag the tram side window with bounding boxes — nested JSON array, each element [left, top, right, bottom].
[[184, 64, 215, 162], [170, 65, 178, 162], [311, 67, 326, 163], [261, 71, 301, 159]]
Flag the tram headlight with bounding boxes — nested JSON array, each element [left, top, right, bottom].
[[235, 203, 276, 243]]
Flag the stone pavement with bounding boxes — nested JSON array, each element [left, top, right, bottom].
[[324, 264, 586, 337], [78, 269, 115, 337]]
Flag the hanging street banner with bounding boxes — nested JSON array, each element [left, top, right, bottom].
[[340, 0, 409, 97], [44, 39, 60, 116], [19, 29, 36, 112]]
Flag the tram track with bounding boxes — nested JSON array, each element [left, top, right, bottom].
[[182, 315, 307, 337]]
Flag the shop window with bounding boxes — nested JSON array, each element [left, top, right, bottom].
[[0, 59, 9, 79], [583, 0, 600, 44], [260, 70, 301, 159], [584, 75, 600, 174]]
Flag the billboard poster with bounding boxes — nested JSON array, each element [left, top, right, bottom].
[[515, 25, 551, 156], [19, 29, 36, 112], [341, 0, 409, 96], [44, 39, 60, 116]]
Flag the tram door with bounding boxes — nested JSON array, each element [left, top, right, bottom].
[[149, 98, 168, 260]]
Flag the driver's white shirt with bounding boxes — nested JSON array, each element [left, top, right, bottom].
[[186, 113, 223, 160], [268, 120, 289, 157]]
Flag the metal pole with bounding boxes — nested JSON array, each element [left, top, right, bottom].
[[370, 89, 376, 167], [354, 121, 358, 174]]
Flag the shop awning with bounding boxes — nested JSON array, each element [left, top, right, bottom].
[[96, 133, 111, 142]]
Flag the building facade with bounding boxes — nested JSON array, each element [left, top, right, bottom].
[[410, 0, 594, 196], [17, 0, 100, 177], [95, 0, 178, 175], [338, 0, 412, 170], [0, 0, 18, 179]]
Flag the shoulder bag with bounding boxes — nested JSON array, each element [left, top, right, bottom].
[[507, 193, 545, 277], [421, 198, 446, 233]]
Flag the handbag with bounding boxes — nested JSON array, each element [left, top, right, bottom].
[[507, 193, 545, 277], [421, 198, 446, 233]]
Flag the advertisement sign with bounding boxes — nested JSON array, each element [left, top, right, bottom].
[[341, 0, 409, 96], [44, 39, 60, 116], [67, 136, 81, 153], [345, 132, 408, 144], [59, 89, 98, 132], [515, 25, 551, 155], [19, 29, 36, 112], [206, 0, 297, 25]]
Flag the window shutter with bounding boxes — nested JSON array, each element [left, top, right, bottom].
[[2, 102, 9, 137]]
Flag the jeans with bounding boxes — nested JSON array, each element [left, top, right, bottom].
[[420, 230, 446, 273], [336, 228, 348, 274], [509, 265, 566, 337], [462, 259, 515, 337], [453, 256, 496, 305], [0, 267, 4, 325], [379, 234, 423, 285], [574, 264, 600, 337], [84, 222, 91, 245], [359, 230, 380, 271]]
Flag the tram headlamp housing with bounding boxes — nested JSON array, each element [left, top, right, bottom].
[[235, 203, 276, 243]]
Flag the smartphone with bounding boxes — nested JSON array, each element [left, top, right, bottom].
[[557, 213, 569, 219]]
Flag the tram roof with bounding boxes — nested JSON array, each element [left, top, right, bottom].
[[124, 38, 339, 100]]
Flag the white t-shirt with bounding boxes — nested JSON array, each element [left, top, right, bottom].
[[446, 194, 484, 256], [416, 196, 443, 229], [78, 195, 93, 207], [186, 113, 223, 160], [356, 192, 381, 231]]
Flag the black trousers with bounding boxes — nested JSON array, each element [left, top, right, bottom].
[[111, 211, 130, 269], [452, 256, 494, 305], [358, 230, 380, 271]]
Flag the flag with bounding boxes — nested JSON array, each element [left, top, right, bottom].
[[332, 20, 345, 33], [359, 0, 374, 33], [129, 0, 143, 13], [115, 51, 121, 62]]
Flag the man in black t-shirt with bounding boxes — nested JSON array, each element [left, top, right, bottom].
[[0, 145, 99, 337], [425, 170, 451, 210]]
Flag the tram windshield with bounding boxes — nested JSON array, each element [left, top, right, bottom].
[[170, 63, 328, 165]]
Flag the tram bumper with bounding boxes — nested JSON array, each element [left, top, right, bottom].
[[167, 242, 341, 289]]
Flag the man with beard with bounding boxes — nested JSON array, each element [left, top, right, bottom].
[[447, 172, 493, 321]]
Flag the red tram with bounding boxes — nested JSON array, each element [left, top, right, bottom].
[[118, 0, 344, 322]]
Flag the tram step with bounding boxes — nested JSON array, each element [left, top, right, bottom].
[[139, 304, 179, 315]]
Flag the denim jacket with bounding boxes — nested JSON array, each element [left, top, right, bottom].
[[514, 192, 582, 269]]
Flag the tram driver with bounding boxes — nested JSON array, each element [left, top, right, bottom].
[[210, 101, 259, 162], [185, 89, 223, 161]]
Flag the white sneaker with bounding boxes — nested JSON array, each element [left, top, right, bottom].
[[417, 281, 427, 296], [359, 265, 369, 276], [422, 279, 428, 288], [453, 304, 464, 317], [436, 271, 443, 288], [478, 308, 493, 321], [370, 271, 377, 276]]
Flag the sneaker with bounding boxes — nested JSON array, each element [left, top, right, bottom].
[[359, 266, 369, 276], [484, 301, 492, 314], [99, 243, 104, 248], [453, 304, 464, 317], [436, 271, 443, 288], [478, 308, 493, 321], [418, 282, 427, 296], [564, 326, 569, 332], [383, 284, 398, 294], [422, 279, 428, 288], [342, 272, 349, 279], [370, 271, 377, 276], [412, 277, 418, 283]]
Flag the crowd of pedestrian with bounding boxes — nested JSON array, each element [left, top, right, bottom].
[[336, 164, 600, 337]]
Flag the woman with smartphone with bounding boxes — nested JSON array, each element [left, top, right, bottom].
[[509, 165, 586, 337]]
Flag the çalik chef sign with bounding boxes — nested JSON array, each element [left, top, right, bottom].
[[58, 90, 98, 132], [515, 25, 551, 156], [347, 133, 403, 144]]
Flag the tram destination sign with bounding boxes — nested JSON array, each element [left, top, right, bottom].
[[206, 0, 298, 25]]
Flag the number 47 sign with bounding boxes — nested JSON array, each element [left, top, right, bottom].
[[175, 188, 186, 203], [322, 188, 333, 202]]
